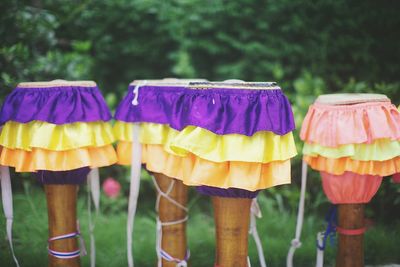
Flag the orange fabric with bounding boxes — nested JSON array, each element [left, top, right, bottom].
[[304, 155, 400, 176], [321, 171, 382, 204], [117, 141, 291, 191], [0, 145, 117, 172]]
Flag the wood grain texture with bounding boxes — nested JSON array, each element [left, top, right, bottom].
[[336, 204, 364, 267], [154, 173, 188, 267], [45, 184, 80, 267], [212, 197, 252, 267]]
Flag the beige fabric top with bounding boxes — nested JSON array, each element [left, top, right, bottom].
[[130, 78, 207, 86], [18, 80, 97, 88], [316, 93, 390, 105], [188, 81, 279, 90]]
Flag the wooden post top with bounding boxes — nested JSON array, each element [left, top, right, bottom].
[[316, 93, 389, 105], [18, 80, 97, 88]]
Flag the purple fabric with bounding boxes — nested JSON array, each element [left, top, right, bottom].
[[35, 167, 90, 185], [196, 186, 260, 198], [0, 86, 112, 125], [115, 85, 295, 136]]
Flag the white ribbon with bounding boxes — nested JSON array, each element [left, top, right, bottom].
[[287, 160, 308, 267], [127, 124, 142, 267], [87, 168, 100, 267], [1, 165, 20, 267], [249, 198, 267, 267], [316, 232, 325, 267], [152, 176, 189, 267], [131, 80, 148, 106]]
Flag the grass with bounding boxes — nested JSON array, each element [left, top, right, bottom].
[[0, 181, 399, 267]]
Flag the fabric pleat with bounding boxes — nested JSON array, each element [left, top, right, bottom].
[[114, 121, 296, 163], [116, 143, 290, 191], [300, 101, 400, 147], [303, 155, 400, 176], [321, 171, 382, 204], [115, 84, 295, 136], [303, 139, 400, 161], [0, 85, 112, 125], [0, 121, 115, 151], [0, 145, 117, 172], [0, 82, 117, 178]]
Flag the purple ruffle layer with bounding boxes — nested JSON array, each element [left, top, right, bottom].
[[115, 85, 295, 136], [0, 86, 111, 125], [196, 185, 260, 198]]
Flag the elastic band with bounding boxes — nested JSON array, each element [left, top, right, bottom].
[[152, 176, 190, 267], [47, 229, 87, 259], [336, 226, 367, 236]]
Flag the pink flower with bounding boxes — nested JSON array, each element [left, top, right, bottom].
[[102, 177, 121, 198], [393, 173, 400, 184]]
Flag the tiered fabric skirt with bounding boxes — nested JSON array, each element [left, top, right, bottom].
[[300, 100, 400, 203], [0, 81, 117, 183], [114, 81, 297, 195]]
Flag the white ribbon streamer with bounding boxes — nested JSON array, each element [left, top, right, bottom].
[[316, 232, 325, 267], [87, 168, 100, 267], [287, 160, 308, 267], [1, 165, 20, 267], [127, 124, 142, 267], [152, 176, 189, 267], [249, 198, 267, 267]]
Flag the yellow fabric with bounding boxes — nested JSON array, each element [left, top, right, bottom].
[[117, 141, 291, 191], [303, 139, 400, 161], [114, 121, 297, 163], [0, 121, 115, 151], [0, 145, 117, 172]]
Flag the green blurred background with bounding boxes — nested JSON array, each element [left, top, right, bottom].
[[0, 0, 399, 266]]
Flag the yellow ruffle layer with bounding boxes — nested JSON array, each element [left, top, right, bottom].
[[117, 141, 291, 191], [0, 145, 117, 172], [0, 121, 115, 151], [114, 121, 297, 163], [303, 139, 400, 161]]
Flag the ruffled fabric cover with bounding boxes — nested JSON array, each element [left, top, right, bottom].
[[115, 82, 296, 194], [1, 121, 115, 151], [0, 85, 111, 125], [0, 145, 117, 172], [303, 155, 400, 176], [114, 121, 296, 163], [115, 85, 295, 136], [300, 102, 400, 147], [303, 140, 400, 161], [321, 171, 382, 204], [0, 82, 117, 178], [300, 98, 400, 206], [118, 142, 290, 191]]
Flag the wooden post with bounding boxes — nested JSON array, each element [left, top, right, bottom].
[[212, 197, 252, 267], [45, 184, 81, 267], [336, 204, 364, 267], [154, 173, 188, 267]]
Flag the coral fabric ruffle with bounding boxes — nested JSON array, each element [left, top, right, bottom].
[[300, 101, 400, 147], [303, 155, 400, 176], [321, 171, 382, 204]]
